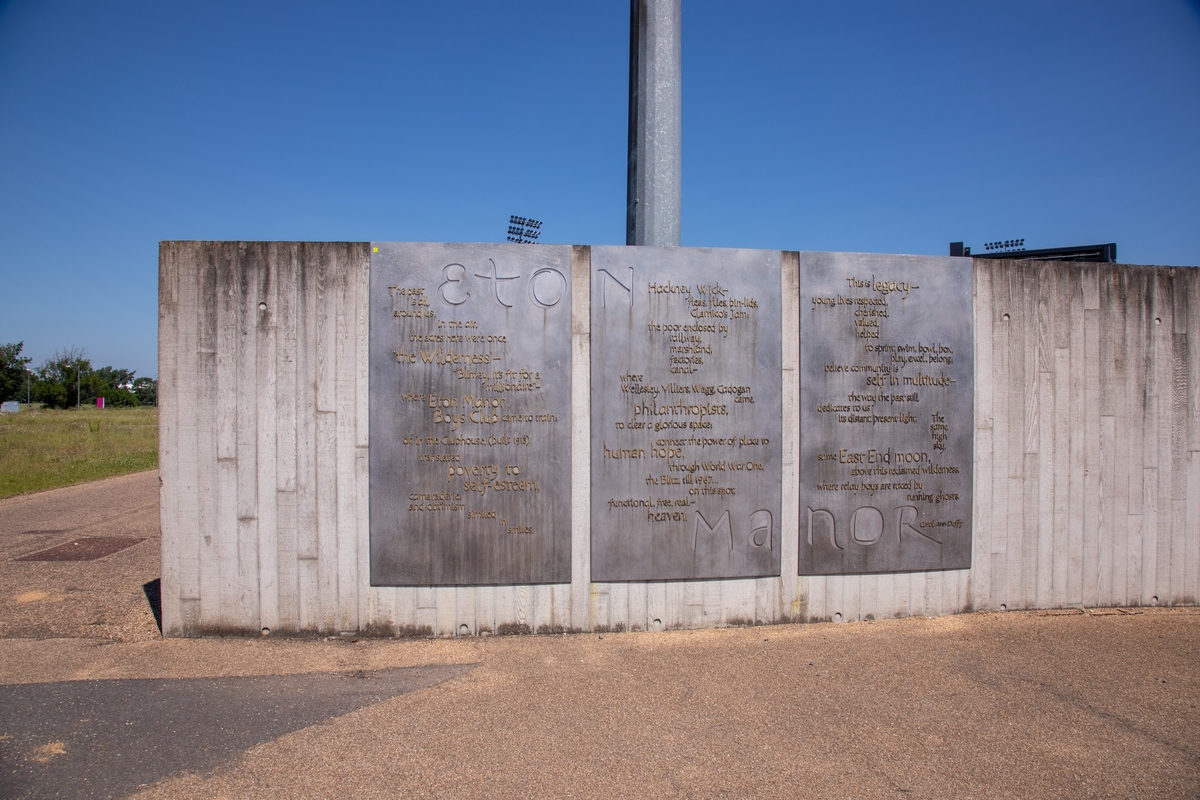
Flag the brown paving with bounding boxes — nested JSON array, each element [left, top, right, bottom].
[[0, 472, 1198, 798]]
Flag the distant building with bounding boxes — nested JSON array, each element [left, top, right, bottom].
[[950, 242, 1118, 263]]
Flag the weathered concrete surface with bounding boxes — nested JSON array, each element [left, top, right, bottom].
[[2, 473, 1198, 798]]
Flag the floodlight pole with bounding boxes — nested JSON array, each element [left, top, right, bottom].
[[626, 0, 681, 247]]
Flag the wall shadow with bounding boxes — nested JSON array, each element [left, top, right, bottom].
[[142, 578, 162, 633]]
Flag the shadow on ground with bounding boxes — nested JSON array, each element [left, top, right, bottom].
[[141, 579, 161, 633], [0, 663, 475, 800]]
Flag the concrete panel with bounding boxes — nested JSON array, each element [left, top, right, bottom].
[[799, 252, 974, 575], [369, 242, 573, 585], [964, 259, 1200, 615], [589, 246, 782, 581]]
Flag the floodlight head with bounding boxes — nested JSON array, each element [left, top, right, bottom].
[[983, 237, 1026, 253], [504, 213, 544, 244]]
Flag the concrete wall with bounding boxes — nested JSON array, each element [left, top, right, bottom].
[[972, 260, 1199, 610], [158, 242, 1200, 636], [159, 242, 370, 636]]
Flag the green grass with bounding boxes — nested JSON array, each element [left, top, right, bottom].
[[0, 405, 158, 498]]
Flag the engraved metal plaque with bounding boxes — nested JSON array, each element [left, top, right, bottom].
[[370, 243, 572, 585], [799, 252, 973, 575], [591, 246, 782, 581]]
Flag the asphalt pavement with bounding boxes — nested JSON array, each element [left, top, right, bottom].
[[1, 471, 1198, 799]]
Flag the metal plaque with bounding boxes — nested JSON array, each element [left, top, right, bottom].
[[799, 252, 973, 575], [370, 243, 572, 585], [590, 246, 782, 581]]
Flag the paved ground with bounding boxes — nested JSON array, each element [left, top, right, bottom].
[[1, 471, 1198, 799], [0, 471, 161, 643]]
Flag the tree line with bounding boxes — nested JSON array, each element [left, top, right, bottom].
[[0, 342, 156, 408]]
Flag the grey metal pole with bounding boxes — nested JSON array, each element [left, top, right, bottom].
[[626, 0, 681, 247]]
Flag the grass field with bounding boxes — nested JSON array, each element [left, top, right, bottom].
[[0, 405, 158, 498]]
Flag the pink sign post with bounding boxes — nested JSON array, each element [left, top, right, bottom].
[[96, 397, 105, 410]]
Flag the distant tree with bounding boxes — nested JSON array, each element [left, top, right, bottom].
[[91, 366, 136, 391], [99, 387, 140, 407], [34, 380, 68, 409], [87, 365, 140, 406], [35, 347, 90, 409], [0, 342, 32, 402], [132, 376, 157, 406], [37, 347, 88, 385], [21, 347, 150, 409]]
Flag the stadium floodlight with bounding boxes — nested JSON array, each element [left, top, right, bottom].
[[953, 239, 1116, 262], [506, 215, 542, 244], [983, 238, 1026, 252]]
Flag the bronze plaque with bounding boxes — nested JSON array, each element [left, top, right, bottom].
[[799, 252, 973, 574], [590, 246, 782, 581], [369, 243, 572, 585]]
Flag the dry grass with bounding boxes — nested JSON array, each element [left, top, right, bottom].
[[0, 405, 157, 498]]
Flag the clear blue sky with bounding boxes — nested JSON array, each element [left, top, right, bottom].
[[2, 1, 1198, 379]]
